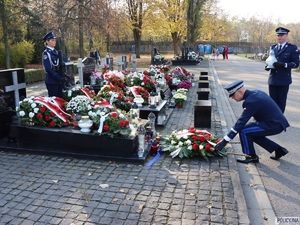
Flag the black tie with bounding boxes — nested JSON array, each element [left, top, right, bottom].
[[279, 45, 282, 51]]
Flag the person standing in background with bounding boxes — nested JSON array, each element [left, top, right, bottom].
[[225, 45, 229, 59], [211, 47, 216, 60], [90, 47, 96, 59], [222, 45, 226, 60], [95, 49, 100, 65], [265, 27, 299, 113], [42, 31, 63, 98], [216, 48, 220, 60]]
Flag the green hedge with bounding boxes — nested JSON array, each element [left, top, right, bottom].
[[24, 64, 78, 84], [25, 69, 45, 84]]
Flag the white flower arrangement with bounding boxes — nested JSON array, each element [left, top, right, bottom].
[[173, 93, 187, 105], [147, 65, 160, 75], [154, 54, 164, 61], [176, 88, 188, 94], [66, 95, 92, 114]]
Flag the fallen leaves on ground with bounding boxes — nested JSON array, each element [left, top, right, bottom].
[[99, 184, 109, 188]]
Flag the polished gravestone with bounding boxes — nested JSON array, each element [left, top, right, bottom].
[[139, 87, 173, 126], [139, 100, 173, 126], [3, 124, 150, 163], [0, 68, 25, 139], [82, 57, 96, 85]]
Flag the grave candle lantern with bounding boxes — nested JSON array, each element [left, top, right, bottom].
[[131, 102, 139, 118], [149, 91, 156, 108], [137, 125, 146, 158], [148, 112, 156, 138], [156, 83, 161, 103]]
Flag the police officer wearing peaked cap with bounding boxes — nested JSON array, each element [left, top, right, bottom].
[[214, 80, 290, 163], [42, 31, 64, 98], [265, 27, 299, 113]]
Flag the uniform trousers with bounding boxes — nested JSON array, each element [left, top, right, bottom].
[[239, 123, 283, 157], [268, 84, 289, 113], [47, 84, 63, 98]]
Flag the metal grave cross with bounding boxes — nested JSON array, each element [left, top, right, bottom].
[[4, 71, 26, 108]]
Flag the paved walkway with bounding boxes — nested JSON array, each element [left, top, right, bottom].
[[0, 60, 248, 225]]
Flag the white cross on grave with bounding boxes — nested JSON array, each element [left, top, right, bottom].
[[77, 58, 84, 88], [132, 54, 137, 72], [4, 71, 26, 108], [117, 56, 124, 72]]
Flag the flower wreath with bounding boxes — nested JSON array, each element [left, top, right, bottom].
[[130, 86, 150, 104], [161, 127, 227, 160]]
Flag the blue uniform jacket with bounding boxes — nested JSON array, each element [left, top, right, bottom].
[[227, 90, 289, 140], [268, 42, 299, 86], [42, 47, 62, 85]]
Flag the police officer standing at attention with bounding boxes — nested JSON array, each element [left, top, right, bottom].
[[214, 80, 290, 163], [42, 31, 64, 98], [265, 27, 299, 113]]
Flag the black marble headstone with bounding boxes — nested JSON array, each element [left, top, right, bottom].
[[0, 68, 26, 139], [82, 57, 96, 85]]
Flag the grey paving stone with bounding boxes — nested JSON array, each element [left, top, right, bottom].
[[124, 219, 139, 225], [18, 210, 33, 218], [167, 219, 182, 225], [8, 218, 24, 224], [226, 217, 239, 225], [152, 215, 168, 224], [0, 215, 14, 224], [59, 218, 75, 224], [19, 219, 35, 225], [98, 216, 114, 224], [211, 214, 224, 223], [37, 214, 52, 223], [111, 218, 125, 225], [55, 210, 68, 218], [48, 217, 62, 224]]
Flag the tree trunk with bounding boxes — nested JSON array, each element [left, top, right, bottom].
[[78, 0, 84, 58], [133, 28, 141, 58], [0, 0, 10, 68], [171, 32, 180, 55]]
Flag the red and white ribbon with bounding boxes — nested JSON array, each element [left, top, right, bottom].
[[33, 96, 71, 123]]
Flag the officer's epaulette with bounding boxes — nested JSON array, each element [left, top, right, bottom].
[[43, 48, 50, 54], [286, 42, 296, 47]]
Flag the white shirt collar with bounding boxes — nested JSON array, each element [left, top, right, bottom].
[[278, 42, 286, 48], [47, 46, 55, 51]]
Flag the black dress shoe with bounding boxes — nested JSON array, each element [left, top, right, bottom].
[[236, 157, 259, 164], [270, 147, 289, 160]]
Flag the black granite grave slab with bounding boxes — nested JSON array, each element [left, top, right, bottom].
[[0, 124, 150, 163], [139, 100, 173, 126]]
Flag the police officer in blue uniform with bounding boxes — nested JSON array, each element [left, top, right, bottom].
[[265, 27, 299, 113], [42, 31, 63, 97], [215, 80, 290, 163]]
